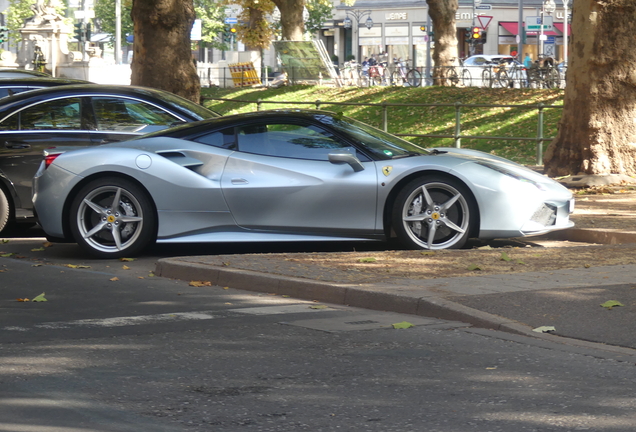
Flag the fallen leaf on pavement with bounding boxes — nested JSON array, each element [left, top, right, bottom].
[[16, 298, 29, 302], [467, 264, 482, 271], [189, 281, 212, 287], [1, 253, 14, 257], [120, 257, 135, 262], [358, 257, 377, 263], [532, 326, 556, 333], [122, 265, 130, 270], [32, 293, 47, 302], [600, 300, 624, 310], [310, 305, 328, 309], [43, 242, 53, 247], [31, 247, 45, 252], [392, 321, 414, 329], [110, 277, 119, 282], [500, 252, 512, 262]]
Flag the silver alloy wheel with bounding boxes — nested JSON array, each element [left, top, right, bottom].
[[400, 182, 470, 249], [75, 185, 144, 254]]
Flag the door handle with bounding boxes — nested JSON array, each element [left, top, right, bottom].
[[231, 178, 249, 185], [5, 141, 30, 149]]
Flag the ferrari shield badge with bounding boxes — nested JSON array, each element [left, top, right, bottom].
[[382, 166, 393, 177]]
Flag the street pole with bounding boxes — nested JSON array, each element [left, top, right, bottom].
[[563, 0, 569, 64], [115, 0, 121, 64], [517, 0, 524, 61]]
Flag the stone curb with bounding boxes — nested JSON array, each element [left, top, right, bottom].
[[156, 259, 536, 336]]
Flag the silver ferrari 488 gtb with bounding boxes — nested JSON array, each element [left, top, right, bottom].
[[33, 109, 574, 258]]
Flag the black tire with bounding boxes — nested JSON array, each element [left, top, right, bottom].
[[391, 71, 404, 86], [392, 176, 476, 250], [482, 69, 492, 88], [461, 69, 471, 87], [406, 69, 421, 87], [495, 70, 510, 88], [0, 188, 9, 233], [69, 177, 156, 258], [447, 68, 459, 87]]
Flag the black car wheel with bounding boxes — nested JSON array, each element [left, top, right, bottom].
[[70, 177, 156, 258], [392, 176, 475, 250]]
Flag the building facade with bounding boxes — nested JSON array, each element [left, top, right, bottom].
[[320, 0, 571, 67]]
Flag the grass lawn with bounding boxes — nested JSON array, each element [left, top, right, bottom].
[[200, 85, 564, 166]]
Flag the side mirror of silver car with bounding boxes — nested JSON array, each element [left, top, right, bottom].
[[328, 152, 365, 172]]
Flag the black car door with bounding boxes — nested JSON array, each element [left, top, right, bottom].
[[0, 96, 91, 213]]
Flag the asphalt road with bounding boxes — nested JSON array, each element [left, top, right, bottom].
[[3, 231, 636, 431]]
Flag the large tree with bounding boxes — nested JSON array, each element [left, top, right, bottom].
[[130, 0, 200, 103], [544, 0, 636, 176], [427, 0, 459, 86]]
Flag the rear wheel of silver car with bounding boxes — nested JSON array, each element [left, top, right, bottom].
[[392, 176, 475, 250], [70, 177, 156, 258], [0, 189, 9, 233]]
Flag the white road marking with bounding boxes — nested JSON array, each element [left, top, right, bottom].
[[2, 304, 336, 331]]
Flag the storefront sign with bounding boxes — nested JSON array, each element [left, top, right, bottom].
[[386, 12, 408, 20], [360, 27, 382, 37], [385, 26, 409, 37]]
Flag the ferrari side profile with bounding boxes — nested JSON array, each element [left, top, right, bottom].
[[33, 109, 574, 258]]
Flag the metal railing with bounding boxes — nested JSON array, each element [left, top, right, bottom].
[[202, 97, 563, 165], [197, 64, 566, 89]]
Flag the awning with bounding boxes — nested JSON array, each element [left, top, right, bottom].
[[499, 21, 559, 37], [553, 23, 572, 35]]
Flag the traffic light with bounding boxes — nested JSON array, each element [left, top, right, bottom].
[[464, 28, 472, 42], [74, 22, 85, 42], [480, 31, 487, 44], [85, 23, 92, 42], [471, 26, 481, 43], [419, 25, 426, 32], [0, 26, 8, 43], [222, 25, 236, 43]]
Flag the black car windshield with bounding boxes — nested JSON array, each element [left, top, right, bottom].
[[318, 114, 429, 160]]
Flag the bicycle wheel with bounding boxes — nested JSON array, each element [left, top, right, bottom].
[[461, 69, 471, 87], [545, 68, 560, 89], [391, 70, 405, 86], [481, 69, 492, 88], [406, 69, 422, 87], [447, 68, 459, 87], [495, 70, 510, 88]]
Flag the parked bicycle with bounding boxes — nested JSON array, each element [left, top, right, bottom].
[[389, 57, 422, 87], [434, 58, 466, 87], [494, 60, 528, 88], [527, 56, 560, 89]]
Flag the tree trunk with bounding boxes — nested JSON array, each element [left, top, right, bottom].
[[544, 0, 636, 176], [427, 0, 459, 86], [130, 0, 200, 103], [271, 0, 305, 40]]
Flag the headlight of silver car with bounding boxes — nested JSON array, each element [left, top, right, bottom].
[[475, 161, 547, 191]]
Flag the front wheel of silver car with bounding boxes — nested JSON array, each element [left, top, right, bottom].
[[392, 176, 475, 250], [70, 177, 156, 258], [0, 189, 9, 233]]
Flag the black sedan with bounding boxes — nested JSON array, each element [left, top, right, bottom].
[[0, 77, 90, 98], [0, 68, 51, 78], [0, 84, 220, 232]]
